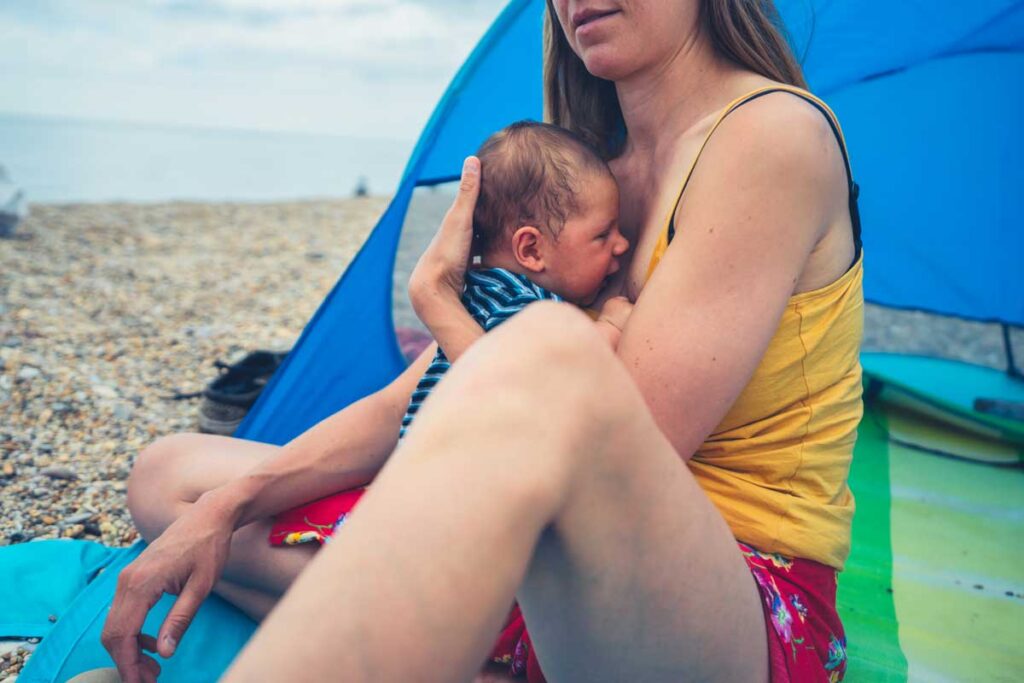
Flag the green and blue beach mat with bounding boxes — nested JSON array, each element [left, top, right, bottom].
[[840, 353, 1024, 681], [3, 352, 1022, 681]]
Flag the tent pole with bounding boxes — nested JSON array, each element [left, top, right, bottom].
[[1003, 323, 1023, 380]]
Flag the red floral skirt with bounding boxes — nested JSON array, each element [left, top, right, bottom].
[[270, 491, 847, 682]]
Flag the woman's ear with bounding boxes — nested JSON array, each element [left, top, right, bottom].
[[511, 226, 546, 273]]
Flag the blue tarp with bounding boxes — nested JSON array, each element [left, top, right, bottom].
[[6, 542, 255, 682]]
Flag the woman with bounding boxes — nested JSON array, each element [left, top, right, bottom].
[[103, 1, 862, 681]]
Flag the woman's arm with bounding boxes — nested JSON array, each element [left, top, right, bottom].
[[102, 344, 436, 681], [617, 95, 847, 461], [211, 342, 438, 526]]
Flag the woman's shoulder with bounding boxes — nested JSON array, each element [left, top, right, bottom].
[[712, 85, 840, 175]]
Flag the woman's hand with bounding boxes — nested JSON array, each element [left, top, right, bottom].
[[408, 156, 481, 314], [407, 156, 487, 362], [101, 492, 238, 683]]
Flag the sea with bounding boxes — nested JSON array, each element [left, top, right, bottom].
[[0, 112, 413, 204]]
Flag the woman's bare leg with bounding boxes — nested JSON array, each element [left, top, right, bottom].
[[127, 434, 316, 616], [226, 303, 768, 683]]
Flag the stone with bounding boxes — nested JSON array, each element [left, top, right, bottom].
[[64, 511, 95, 525], [92, 385, 118, 399], [16, 366, 40, 380], [40, 466, 77, 480], [62, 524, 85, 538]]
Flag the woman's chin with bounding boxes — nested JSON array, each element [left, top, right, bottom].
[[579, 47, 633, 82]]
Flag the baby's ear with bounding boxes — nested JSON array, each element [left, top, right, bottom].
[[511, 226, 545, 272]]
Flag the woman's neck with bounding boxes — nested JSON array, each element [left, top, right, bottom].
[[615, 30, 744, 158]]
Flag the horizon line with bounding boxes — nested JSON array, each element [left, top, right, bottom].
[[0, 108, 416, 145]]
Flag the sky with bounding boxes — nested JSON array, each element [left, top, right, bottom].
[[0, 0, 506, 141]]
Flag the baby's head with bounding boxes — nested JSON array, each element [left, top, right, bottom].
[[473, 121, 628, 306]]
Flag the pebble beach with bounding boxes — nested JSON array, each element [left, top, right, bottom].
[[1, 196, 1020, 679]]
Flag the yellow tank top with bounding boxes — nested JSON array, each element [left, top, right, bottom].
[[647, 86, 864, 570]]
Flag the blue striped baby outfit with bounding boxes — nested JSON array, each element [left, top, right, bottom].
[[399, 268, 561, 439]]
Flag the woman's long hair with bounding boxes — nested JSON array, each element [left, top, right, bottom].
[[544, 0, 807, 158]]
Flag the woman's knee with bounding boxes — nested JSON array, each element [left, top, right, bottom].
[[126, 433, 202, 538], [507, 302, 608, 358], [416, 303, 636, 504], [475, 302, 619, 398]]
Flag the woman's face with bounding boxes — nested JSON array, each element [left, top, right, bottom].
[[550, 0, 702, 81]]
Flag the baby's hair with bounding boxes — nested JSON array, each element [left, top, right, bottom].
[[472, 120, 611, 255]]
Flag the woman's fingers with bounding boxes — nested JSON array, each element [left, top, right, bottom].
[[455, 155, 480, 216], [101, 566, 164, 683], [156, 576, 211, 658], [445, 157, 480, 238], [441, 156, 480, 252], [139, 653, 162, 683], [138, 634, 159, 653], [409, 156, 482, 308]]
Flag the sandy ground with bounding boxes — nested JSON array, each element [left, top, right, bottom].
[[0, 193, 1020, 679]]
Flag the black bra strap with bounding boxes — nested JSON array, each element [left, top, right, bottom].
[[666, 89, 862, 263]]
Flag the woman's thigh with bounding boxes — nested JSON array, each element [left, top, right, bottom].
[[483, 307, 769, 681], [127, 433, 316, 599], [518, 395, 767, 682]]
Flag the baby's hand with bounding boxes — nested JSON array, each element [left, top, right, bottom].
[[597, 296, 633, 331], [595, 296, 633, 348]]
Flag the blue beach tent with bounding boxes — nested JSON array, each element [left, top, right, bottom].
[[5, 1, 1023, 681], [237, 0, 1024, 446]]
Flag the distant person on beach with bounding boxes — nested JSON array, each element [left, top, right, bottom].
[[267, 120, 630, 547], [104, 1, 863, 682]]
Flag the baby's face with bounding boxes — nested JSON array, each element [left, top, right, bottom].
[[543, 172, 629, 306]]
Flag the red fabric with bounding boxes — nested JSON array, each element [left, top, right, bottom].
[[739, 542, 847, 683], [487, 603, 546, 683], [271, 493, 846, 683], [268, 487, 367, 546]]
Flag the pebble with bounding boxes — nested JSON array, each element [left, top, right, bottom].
[[62, 524, 85, 539], [16, 366, 40, 380], [39, 466, 77, 481], [64, 511, 96, 525], [0, 198, 387, 555], [92, 385, 118, 399]]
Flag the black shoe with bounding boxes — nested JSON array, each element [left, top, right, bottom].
[[198, 350, 288, 435]]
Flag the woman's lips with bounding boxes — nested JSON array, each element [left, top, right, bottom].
[[573, 9, 619, 37]]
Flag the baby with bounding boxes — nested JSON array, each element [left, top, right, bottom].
[[399, 120, 630, 437], [270, 121, 630, 545]]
